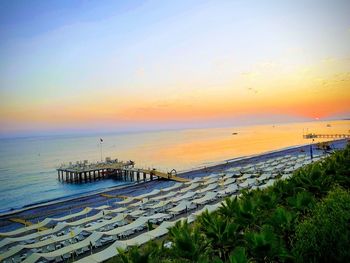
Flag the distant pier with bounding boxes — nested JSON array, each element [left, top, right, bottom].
[[303, 133, 350, 139], [57, 157, 189, 184]]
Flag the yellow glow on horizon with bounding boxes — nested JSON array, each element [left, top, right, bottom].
[[0, 59, 349, 131]]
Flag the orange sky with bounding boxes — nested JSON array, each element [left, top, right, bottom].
[[1, 59, 349, 127]]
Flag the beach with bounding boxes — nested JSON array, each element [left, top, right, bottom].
[[0, 138, 347, 233]]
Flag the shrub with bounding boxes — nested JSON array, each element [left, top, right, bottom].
[[292, 188, 350, 263]]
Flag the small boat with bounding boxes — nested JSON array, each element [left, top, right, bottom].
[[232, 132, 238, 135], [326, 124, 331, 127]]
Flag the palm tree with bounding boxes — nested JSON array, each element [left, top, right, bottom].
[[287, 191, 315, 214], [268, 207, 294, 231], [229, 247, 251, 263], [293, 164, 333, 198], [116, 246, 149, 263], [270, 180, 294, 204], [197, 210, 244, 260], [168, 219, 209, 262], [236, 195, 259, 229], [218, 196, 240, 219], [255, 190, 279, 210], [245, 225, 289, 262], [113, 241, 162, 263]]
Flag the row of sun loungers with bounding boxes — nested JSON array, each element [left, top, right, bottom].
[[73, 220, 180, 263], [0, 205, 114, 238], [75, 203, 227, 263]]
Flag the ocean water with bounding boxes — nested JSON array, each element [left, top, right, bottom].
[[0, 120, 349, 212]]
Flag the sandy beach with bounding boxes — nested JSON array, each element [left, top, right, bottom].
[[0, 138, 347, 233]]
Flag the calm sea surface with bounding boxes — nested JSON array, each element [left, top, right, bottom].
[[0, 120, 349, 212]]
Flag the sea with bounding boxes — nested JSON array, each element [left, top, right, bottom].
[[0, 120, 349, 213]]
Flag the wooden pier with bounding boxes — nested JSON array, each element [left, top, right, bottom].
[[303, 133, 350, 139], [57, 158, 189, 184]]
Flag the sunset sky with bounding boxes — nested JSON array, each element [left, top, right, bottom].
[[0, 0, 349, 136]]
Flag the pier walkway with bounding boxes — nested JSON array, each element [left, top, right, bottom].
[[9, 218, 33, 226], [303, 133, 350, 139], [9, 218, 48, 231]]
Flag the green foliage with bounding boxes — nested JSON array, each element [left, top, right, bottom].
[[111, 241, 163, 263], [291, 163, 332, 198], [229, 247, 250, 263], [268, 206, 294, 235], [255, 190, 280, 211], [292, 188, 350, 263], [147, 220, 155, 231], [218, 195, 259, 229], [168, 220, 209, 262], [218, 196, 240, 219], [286, 191, 315, 214], [245, 225, 289, 262], [197, 210, 243, 260]]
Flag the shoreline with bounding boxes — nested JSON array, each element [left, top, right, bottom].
[[0, 139, 347, 223], [179, 142, 318, 174]]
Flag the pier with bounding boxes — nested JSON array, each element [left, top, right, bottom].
[[57, 158, 189, 184], [303, 133, 350, 139]]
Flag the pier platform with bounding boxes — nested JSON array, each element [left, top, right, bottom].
[[57, 158, 189, 184]]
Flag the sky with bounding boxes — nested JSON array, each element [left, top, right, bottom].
[[0, 0, 350, 136]]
